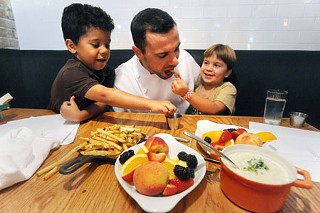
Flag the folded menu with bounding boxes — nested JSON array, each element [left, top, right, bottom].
[[0, 114, 79, 190]]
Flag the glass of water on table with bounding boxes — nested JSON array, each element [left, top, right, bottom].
[[263, 89, 288, 125]]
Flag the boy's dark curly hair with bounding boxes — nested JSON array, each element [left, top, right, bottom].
[[61, 3, 114, 44]]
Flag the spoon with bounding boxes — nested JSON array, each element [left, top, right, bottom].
[[183, 131, 239, 169]]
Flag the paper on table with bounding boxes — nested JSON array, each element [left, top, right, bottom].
[[249, 122, 320, 182], [0, 114, 80, 190], [0, 114, 79, 145]]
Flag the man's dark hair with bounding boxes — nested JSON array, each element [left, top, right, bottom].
[[61, 3, 114, 44], [130, 8, 176, 53]]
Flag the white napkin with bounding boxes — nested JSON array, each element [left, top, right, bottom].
[[0, 114, 80, 190], [0, 114, 79, 145], [249, 122, 320, 183]]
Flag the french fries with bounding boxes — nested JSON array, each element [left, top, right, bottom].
[[36, 124, 144, 180]]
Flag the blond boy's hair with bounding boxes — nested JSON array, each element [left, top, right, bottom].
[[204, 44, 237, 70]]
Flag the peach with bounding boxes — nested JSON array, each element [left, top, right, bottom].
[[133, 161, 169, 196], [145, 137, 169, 162], [148, 152, 167, 163], [235, 132, 263, 146]]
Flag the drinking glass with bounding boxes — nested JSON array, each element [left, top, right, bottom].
[[263, 89, 288, 125]]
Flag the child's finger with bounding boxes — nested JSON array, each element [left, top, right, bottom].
[[69, 96, 76, 103], [171, 70, 181, 79]]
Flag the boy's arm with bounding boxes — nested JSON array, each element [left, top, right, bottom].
[[60, 96, 106, 122], [172, 78, 229, 115], [185, 93, 228, 114], [84, 84, 176, 115]]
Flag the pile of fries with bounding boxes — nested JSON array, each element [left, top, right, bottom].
[[36, 124, 144, 180]]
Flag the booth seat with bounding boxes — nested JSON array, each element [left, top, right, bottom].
[[1, 49, 319, 129]]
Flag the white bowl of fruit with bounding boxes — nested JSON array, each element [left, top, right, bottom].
[[114, 133, 206, 212]]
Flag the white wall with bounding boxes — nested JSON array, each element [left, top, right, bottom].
[[11, 0, 320, 50]]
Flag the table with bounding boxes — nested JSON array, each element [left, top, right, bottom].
[[1, 108, 319, 212]]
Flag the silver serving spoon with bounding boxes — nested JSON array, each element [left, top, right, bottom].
[[184, 131, 239, 169]]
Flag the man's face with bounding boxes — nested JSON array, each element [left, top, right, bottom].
[[136, 26, 180, 79]]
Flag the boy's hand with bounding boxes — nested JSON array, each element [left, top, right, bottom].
[[149, 100, 176, 116], [172, 70, 181, 79], [171, 77, 190, 97], [60, 96, 81, 120]]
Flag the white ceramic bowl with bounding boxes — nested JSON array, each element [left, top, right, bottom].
[[114, 133, 206, 212]]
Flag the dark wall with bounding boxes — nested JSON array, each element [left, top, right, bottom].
[[233, 50, 320, 122], [1, 49, 72, 109], [0, 49, 319, 129]]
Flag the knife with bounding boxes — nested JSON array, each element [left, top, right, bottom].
[[183, 131, 239, 169], [138, 134, 189, 143], [172, 136, 189, 143]]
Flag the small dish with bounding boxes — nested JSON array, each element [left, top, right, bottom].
[[290, 112, 308, 127], [114, 133, 206, 212], [165, 113, 182, 130]]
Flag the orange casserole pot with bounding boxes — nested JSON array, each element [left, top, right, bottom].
[[220, 144, 312, 213]]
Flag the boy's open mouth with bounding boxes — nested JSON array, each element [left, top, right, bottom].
[[97, 59, 107, 62], [204, 72, 213, 77]]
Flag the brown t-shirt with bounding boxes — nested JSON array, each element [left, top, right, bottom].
[[48, 58, 115, 113]]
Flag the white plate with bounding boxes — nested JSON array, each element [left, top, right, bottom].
[[195, 120, 247, 156], [114, 133, 206, 212]]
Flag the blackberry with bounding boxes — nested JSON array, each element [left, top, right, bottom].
[[186, 154, 198, 169], [204, 136, 211, 143], [174, 165, 193, 180], [177, 151, 188, 161], [119, 149, 134, 164], [187, 167, 195, 178]]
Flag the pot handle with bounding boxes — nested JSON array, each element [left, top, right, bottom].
[[292, 167, 312, 189]]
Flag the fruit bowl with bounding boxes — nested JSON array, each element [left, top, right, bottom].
[[114, 133, 206, 212]]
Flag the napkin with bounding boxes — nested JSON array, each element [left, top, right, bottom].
[[249, 122, 320, 183], [0, 114, 80, 190]]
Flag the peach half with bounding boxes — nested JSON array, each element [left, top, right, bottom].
[[235, 132, 263, 146], [144, 136, 169, 162], [133, 161, 169, 196]]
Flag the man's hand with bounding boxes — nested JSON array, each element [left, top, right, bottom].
[[149, 100, 176, 116]]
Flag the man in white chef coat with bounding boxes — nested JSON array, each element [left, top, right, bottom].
[[114, 8, 200, 113]]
